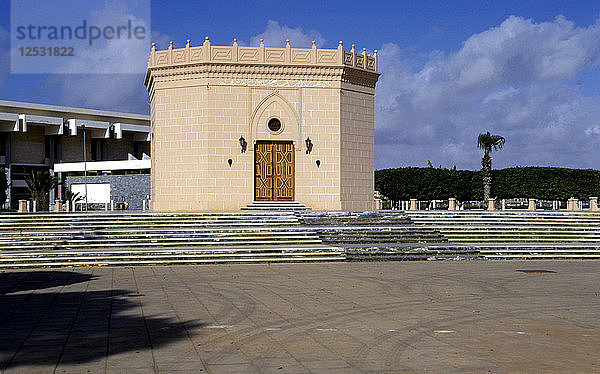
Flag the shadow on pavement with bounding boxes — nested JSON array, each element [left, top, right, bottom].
[[0, 271, 204, 370], [0, 271, 97, 295]]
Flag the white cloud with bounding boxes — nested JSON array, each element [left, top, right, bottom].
[[44, 73, 149, 113], [250, 20, 325, 48], [376, 15, 600, 170], [40, 2, 163, 113]]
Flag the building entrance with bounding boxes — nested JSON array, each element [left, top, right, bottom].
[[254, 141, 294, 201]]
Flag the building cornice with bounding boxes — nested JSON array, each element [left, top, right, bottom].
[[0, 100, 149, 122], [145, 38, 380, 91], [147, 62, 379, 90]]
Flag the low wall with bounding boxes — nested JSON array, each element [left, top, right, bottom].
[[65, 174, 150, 210]]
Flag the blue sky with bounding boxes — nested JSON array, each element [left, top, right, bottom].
[[1, 0, 600, 170]]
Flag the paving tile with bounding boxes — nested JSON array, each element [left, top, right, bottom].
[[204, 363, 259, 373], [2, 262, 600, 372]]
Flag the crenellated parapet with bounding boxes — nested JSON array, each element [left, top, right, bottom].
[[147, 37, 378, 73]]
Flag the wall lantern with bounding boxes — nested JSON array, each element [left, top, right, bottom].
[[228, 159, 233, 167], [316, 160, 321, 168], [239, 136, 247, 153], [305, 137, 313, 154]]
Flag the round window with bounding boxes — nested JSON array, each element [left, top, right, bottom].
[[268, 118, 282, 132]]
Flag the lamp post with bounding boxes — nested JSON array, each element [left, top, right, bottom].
[[82, 124, 88, 212]]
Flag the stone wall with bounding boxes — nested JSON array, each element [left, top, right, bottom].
[[106, 132, 135, 160], [11, 125, 45, 164], [65, 174, 150, 210], [340, 84, 375, 210], [150, 79, 347, 211], [61, 129, 91, 162]]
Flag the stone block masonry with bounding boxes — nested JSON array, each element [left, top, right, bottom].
[[66, 174, 150, 210]]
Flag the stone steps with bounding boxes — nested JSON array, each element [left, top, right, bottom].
[[410, 217, 600, 223], [5, 210, 600, 267], [428, 226, 600, 231], [0, 238, 325, 250], [0, 210, 463, 267], [0, 232, 320, 240], [298, 212, 447, 246], [0, 245, 344, 268], [478, 248, 600, 259], [404, 210, 600, 215], [346, 248, 477, 261], [0, 212, 342, 267], [0, 228, 314, 237], [0, 212, 294, 219], [413, 221, 600, 226], [0, 218, 300, 225], [312, 230, 447, 245], [404, 210, 600, 259], [242, 201, 310, 211], [295, 212, 460, 259]]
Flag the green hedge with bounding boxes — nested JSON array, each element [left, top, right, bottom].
[[375, 166, 600, 201]]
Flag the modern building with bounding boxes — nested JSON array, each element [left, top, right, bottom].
[[146, 38, 380, 211], [0, 100, 150, 210]]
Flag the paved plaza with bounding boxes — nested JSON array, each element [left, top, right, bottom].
[[1, 261, 599, 373]]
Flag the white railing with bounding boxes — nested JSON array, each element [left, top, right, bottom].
[[380, 197, 597, 211]]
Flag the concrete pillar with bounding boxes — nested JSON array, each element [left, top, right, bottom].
[[487, 198, 495, 211], [409, 199, 418, 211], [567, 198, 579, 211], [528, 198, 536, 211], [448, 198, 456, 211], [590, 197, 598, 211], [54, 200, 63, 212], [18, 200, 28, 213]]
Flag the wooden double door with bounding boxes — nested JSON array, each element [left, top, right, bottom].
[[254, 141, 295, 201]]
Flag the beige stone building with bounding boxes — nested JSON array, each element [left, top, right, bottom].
[[145, 38, 380, 211]]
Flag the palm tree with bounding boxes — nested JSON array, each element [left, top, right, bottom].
[[63, 188, 83, 208], [477, 132, 505, 202], [25, 170, 60, 211]]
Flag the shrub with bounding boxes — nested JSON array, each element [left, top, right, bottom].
[[375, 166, 600, 201]]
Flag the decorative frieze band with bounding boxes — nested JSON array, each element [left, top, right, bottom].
[[146, 63, 378, 89], [217, 78, 332, 88], [146, 50, 379, 90], [148, 38, 378, 73]]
